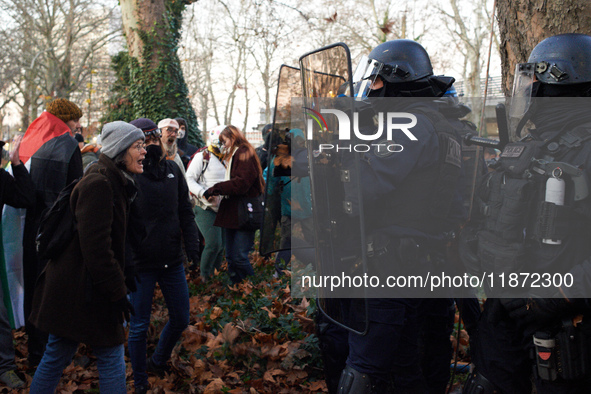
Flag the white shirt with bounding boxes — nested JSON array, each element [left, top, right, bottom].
[[185, 150, 226, 211]]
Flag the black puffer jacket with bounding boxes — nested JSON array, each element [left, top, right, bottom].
[[132, 146, 200, 272]]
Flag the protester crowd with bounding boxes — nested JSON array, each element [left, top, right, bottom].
[[2, 33, 591, 394], [0, 99, 265, 392]]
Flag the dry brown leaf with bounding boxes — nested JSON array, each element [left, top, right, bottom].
[[305, 380, 328, 392], [249, 380, 264, 391], [210, 306, 223, 320], [204, 378, 225, 394], [286, 369, 308, 384], [300, 297, 309, 309], [210, 363, 226, 378], [261, 306, 277, 319], [182, 326, 206, 353], [222, 322, 241, 344], [59, 380, 78, 394], [225, 372, 242, 385], [200, 370, 214, 384]]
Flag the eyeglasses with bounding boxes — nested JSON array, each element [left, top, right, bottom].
[[163, 127, 178, 134], [131, 142, 146, 152]]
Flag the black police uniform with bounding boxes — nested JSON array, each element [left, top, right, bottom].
[[327, 40, 465, 393], [464, 34, 591, 393]]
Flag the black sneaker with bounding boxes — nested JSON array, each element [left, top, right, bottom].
[[135, 383, 149, 394], [146, 357, 168, 377]]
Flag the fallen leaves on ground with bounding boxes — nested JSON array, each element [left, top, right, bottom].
[[10, 252, 325, 393]]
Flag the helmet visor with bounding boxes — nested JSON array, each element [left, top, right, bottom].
[[352, 56, 383, 99], [508, 63, 535, 138]]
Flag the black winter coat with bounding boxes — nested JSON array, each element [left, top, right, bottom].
[[132, 152, 199, 272], [30, 154, 134, 347]]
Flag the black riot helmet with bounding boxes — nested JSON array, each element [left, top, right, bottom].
[[354, 39, 453, 98], [512, 34, 591, 101], [509, 34, 591, 138], [527, 33, 591, 85], [367, 39, 433, 83]]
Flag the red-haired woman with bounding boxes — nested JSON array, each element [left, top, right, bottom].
[[202, 125, 264, 283]]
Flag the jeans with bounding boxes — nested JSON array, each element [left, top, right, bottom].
[[193, 206, 224, 278], [225, 228, 255, 283], [30, 334, 126, 393], [128, 264, 190, 388]]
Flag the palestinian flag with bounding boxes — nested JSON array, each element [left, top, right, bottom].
[[1, 111, 70, 328]]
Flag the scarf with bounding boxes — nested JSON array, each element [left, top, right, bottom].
[[208, 145, 224, 161]]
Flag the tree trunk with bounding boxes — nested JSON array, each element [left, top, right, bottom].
[[115, 0, 203, 146], [120, 0, 167, 66], [497, 0, 591, 94]]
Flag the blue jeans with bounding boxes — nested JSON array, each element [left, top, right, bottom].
[[225, 228, 255, 283], [128, 264, 189, 388], [30, 334, 126, 393]]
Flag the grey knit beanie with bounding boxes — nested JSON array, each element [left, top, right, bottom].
[[101, 121, 145, 159]]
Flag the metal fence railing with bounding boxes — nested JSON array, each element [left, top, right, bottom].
[[454, 76, 504, 98]]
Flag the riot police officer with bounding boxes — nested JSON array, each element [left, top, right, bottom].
[[328, 39, 465, 393], [464, 33, 591, 393]]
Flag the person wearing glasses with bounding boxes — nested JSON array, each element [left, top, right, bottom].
[[126, 118, 200, 394], [29, 121, 145, 393], [157, 118, 185, 176]]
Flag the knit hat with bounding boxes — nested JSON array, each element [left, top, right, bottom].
[[46, 98, 83, 123], [100, 121, 145, 159], [130, 118, 158, 133]]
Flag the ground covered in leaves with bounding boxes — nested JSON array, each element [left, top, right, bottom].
[[6, 250, 476, 393], [7, 252, 326, 393]]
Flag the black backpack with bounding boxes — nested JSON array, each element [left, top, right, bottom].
[[35, 178, 80, 260]]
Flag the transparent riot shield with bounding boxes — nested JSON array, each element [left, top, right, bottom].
[[260, 65, 305, 256], [298, 43, 368, 335]]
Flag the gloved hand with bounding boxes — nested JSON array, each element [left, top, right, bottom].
[[112, 296, 135, 324], [500, 296, 574, 329], [202, 189, 212, 199]]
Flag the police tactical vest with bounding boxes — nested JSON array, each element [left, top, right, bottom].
[[372, 109, 464, 235], [474, 126, 591, 275]]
